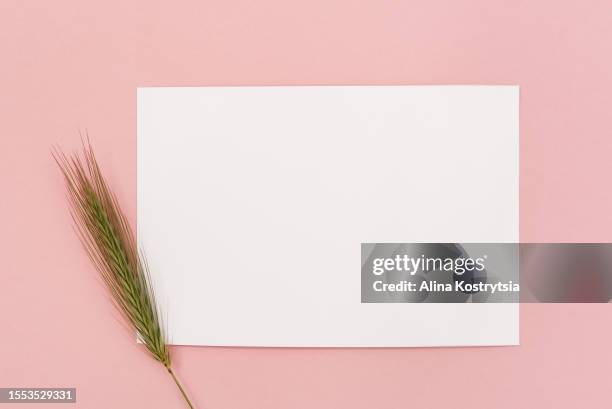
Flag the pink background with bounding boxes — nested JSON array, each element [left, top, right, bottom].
[[2, 1, 612, 407]]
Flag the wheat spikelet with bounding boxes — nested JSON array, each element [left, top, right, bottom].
[[53, 141, 194, 408]]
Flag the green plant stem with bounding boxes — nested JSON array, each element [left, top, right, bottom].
[[167, 367, 195, 409]]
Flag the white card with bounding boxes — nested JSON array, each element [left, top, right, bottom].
[[137, 86, 519, 347]]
